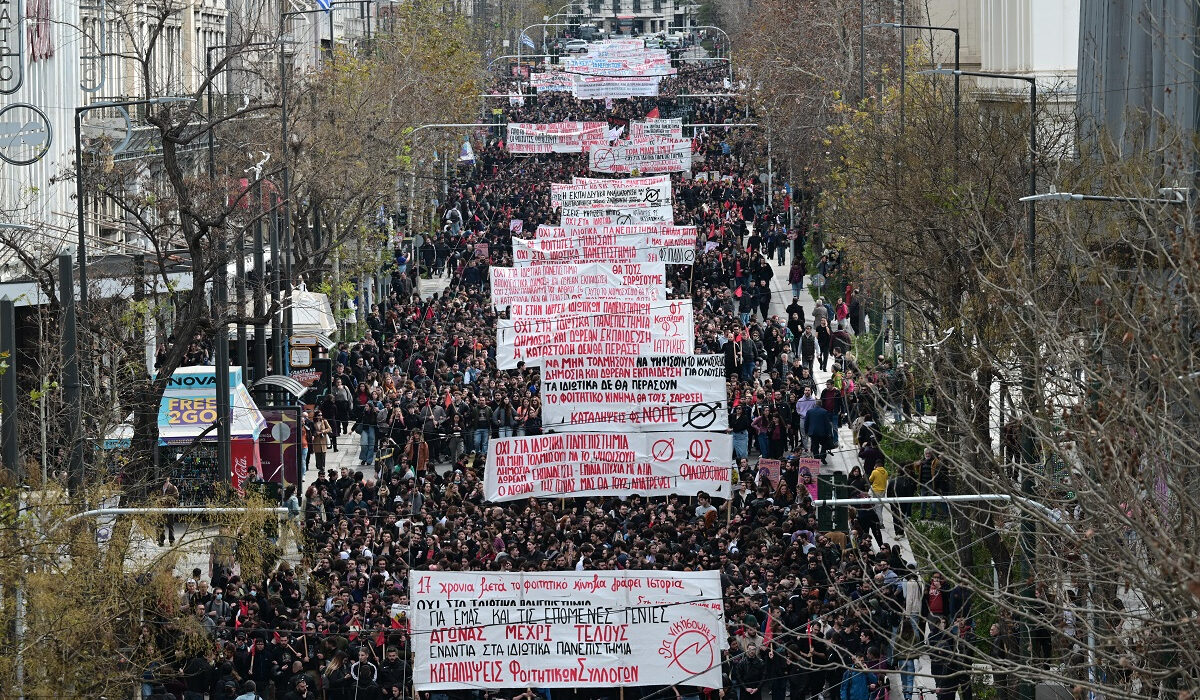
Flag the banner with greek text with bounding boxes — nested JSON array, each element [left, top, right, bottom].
[[507, 122, 609, 154], [485, 432, 732, 501], [541, 354, 728, 432], [496, 298, 693, 369], [572, 74, 662, 100], [590, 138, 692, 174], [631, 118, 684, 139], [562, 55, 675, 77], [530, 70, 574, 93], [513, 225, 696, 265], [559, 205, 675, 225], [551, 175, 672, 209], [490, 262, 667, 308], [410, 569, 725, 690]]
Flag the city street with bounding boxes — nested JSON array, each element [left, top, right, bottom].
[[0, 2, 1190, 699]]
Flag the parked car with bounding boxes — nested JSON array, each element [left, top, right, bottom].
[[565, 39, 589, 53]]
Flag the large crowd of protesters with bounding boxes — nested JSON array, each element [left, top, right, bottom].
[[144, 60, 1003, 700]]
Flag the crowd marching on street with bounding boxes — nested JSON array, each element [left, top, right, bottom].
[[145, 50, 1007, 700]]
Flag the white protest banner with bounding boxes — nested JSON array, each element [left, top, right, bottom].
[[530, 70, 574, 93], [559, 205, 675, 225], [564, 61, 675, 77], [514, 224, 696, 265], [497, 298, 692, 369], [513, 232, 694, 266], [540, 224, 694, 241], [541, 354, 727, 432], [631, 118, 684, 139], [590, 138, 692, 174], [410, 569, 725, 691], [551, 175, 672, 209], [490, 262, 667, 308], [573, 75, 662, 100], [507, 122, 609, 154], [509, 219, 523, 235], [486, 432, 732, 501]]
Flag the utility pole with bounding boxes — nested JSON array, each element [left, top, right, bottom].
[[270, 195, 284, 376], [59, 255, 83, 493], [215, 236, 232, 484], [1, 296, 18, 474], [253, 181, 268, 384]]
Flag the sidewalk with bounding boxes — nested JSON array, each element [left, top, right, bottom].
[[766, 253, 933, 697], [764, 255, 859, 477]]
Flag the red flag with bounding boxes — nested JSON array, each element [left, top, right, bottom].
[[646, 107, 660, 119], [391, 617, 403, 630], [763, 611, 774, 646], [375, 629, 386, 648], [273, 630, 283, 644], [734, 287, 742, 298]]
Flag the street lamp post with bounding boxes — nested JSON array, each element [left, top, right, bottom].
[[870, 23, 960, 164], [920, 69, 1037, 294], [279, 6, 354, 376], [690, 25, 733, 82], [1020, 188, 1189, 205], [517, 22, 572, 92], [923, 68, 1038, 697], [486, 54, 551, 74], [204, 44, 279, 461], [327, 0, 376, 56]]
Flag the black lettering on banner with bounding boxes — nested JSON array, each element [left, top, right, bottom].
[[683, 402, 719, 429]]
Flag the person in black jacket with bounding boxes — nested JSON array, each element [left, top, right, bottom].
[[815, 319, 832, 371], [724, 334, 745, 381], [181, 653, 212, 700], [739, 334, 759, 382], [282, 675, 317, 700], [755, 278, 771, 321], [734, 643, 767, 700], [800, 325, 816, 372], [377, 645, 409, 689], [803, 405, 836, 462]]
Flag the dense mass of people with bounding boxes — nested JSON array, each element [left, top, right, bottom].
[[144, 59, 993, 700]]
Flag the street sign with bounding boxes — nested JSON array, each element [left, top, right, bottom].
[[0, 103, 52, 165], [289, 347, 312, 368]]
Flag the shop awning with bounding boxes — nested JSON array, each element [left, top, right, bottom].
[[158, 366, 267, 445], [253, 375, 308, 399], [229, 285, 338, 338]]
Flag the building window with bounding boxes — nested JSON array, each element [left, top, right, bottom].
[[589, 0, 600, 11], [653, 0, 662, 13], [632, 0, 640, 12], [612, 0, 620, 13]]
